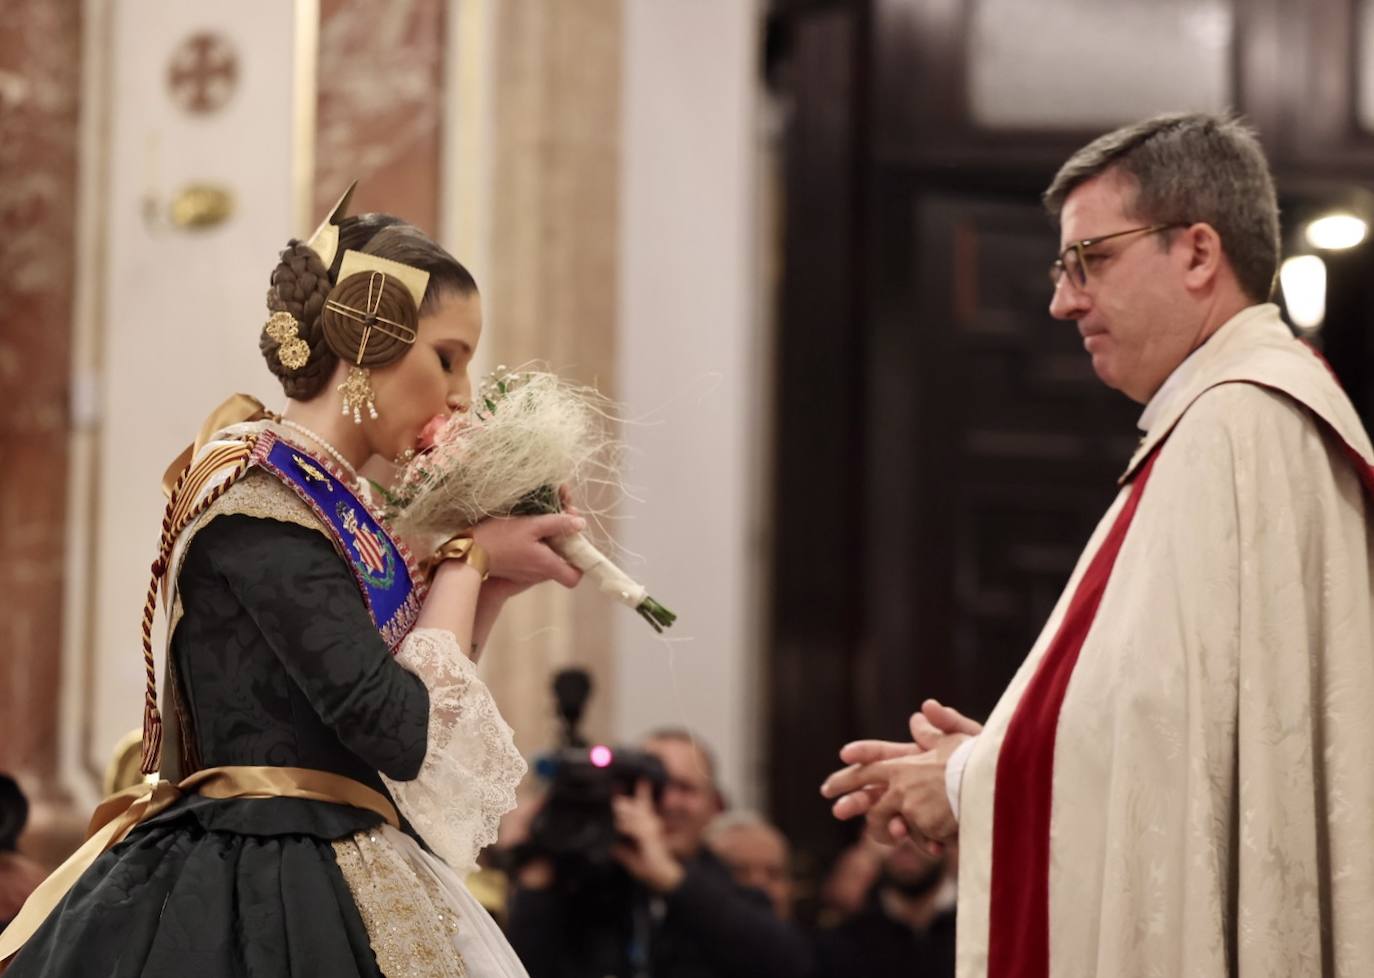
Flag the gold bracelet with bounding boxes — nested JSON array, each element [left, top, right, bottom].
[[430, 535, 490, 582]]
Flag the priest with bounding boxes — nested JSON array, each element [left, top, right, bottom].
[[823, 112, 1374, 978]]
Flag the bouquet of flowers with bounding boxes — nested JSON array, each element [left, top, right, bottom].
[[387, 367, 676, 632]]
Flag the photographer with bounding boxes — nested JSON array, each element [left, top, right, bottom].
[[0, 775, 46, 932], [507, 729, 815, 978]]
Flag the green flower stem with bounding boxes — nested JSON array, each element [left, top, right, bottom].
[[636, 596, 677, 633]]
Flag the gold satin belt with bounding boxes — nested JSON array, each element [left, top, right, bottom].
[[0, 766, 398, 963]]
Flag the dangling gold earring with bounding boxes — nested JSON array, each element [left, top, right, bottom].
[[338, 364, 378, 424]]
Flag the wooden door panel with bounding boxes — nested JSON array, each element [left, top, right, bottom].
[[860, 191, 1140, 729]]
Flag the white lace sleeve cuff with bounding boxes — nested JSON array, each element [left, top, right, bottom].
[[945, 735, 978, 822], [381, 628, 528, 876]]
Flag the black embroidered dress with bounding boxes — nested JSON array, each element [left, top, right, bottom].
[[1, 426, 528, 977]]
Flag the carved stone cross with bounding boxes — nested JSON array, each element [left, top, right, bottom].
[[166, 32, 238, 115]]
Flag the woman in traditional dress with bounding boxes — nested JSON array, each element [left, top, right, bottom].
[[0, 188, 580, 977]]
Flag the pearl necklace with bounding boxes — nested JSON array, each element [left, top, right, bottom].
[[277, 418, 363, 488]]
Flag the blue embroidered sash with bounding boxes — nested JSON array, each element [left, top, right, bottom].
[[252, 430, 422, 650]]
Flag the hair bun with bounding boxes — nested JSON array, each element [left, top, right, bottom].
[[319, 270, 418, 369], [261, 240, 337, 399]]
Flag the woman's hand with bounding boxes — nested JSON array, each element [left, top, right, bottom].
[[418, 510, 582, 660], [471, 512, 585, 589]]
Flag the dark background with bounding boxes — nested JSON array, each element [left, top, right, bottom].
[[762, 0, 1374, 891]]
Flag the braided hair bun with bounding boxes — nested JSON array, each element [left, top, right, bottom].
[[261, 240, 336, 399]]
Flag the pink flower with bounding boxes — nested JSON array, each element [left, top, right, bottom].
[[417, 414, 449, 450]]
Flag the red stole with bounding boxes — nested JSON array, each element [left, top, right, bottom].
[[986, 451, 1159, 978]]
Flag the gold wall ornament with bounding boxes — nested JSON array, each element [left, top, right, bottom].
[[338, 365, 378, 424], [166, 32, 239, 115], [168, 184, 235, 229], [264, 311, 311, 371]]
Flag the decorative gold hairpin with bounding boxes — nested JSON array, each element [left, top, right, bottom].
[[264, 310, 311, 371], [323, 268, 422, 424], [323, 270, 421, 347]]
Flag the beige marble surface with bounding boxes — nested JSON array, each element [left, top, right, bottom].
[[480, 0, 623, 757], [315, 0, 445, 229]]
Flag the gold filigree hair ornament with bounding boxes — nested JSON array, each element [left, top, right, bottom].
[[264, 311, 311, 371]]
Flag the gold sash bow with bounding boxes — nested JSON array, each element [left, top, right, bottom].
[[0, 766, 398, 964], [161, 393, 272, 498]]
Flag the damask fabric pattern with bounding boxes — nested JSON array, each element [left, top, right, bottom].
[[174, 514, 431, 785], [956, 307, 1374, 978], [1, 809, 385, 977], [3, 506, 525, 976], [165, 466, 322, 637]]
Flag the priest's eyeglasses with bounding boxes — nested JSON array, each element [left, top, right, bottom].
[[1049, 223, 1187, 289]]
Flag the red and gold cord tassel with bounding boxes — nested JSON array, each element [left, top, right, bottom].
[[138, 444, 254, 776], [137, 550, 169, 774]]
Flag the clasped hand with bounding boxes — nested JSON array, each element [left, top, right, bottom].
[[471, 512, 585, 586], [820, 699, 981, 847], [468, 486, 585, 600]]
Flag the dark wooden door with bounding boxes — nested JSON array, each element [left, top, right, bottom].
[[767, 173, 1144, 877], [765, 0, 1374, 893], [861, 189, 1140, 730]]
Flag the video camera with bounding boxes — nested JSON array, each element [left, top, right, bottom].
[[520, 669, 667, 871], [509, 674, 666, 978]]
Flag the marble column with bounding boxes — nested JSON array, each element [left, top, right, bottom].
[[315, 0, 446, 227], [478, 0, 623, 756], [0, 0, 84, 866]]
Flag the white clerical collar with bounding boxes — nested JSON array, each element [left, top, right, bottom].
[[1137, 303, 1287, 434]]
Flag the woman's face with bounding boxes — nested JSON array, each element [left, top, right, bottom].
[[366, 289, 482, 461]]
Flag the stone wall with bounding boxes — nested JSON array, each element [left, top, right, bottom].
[[0, 0, 82, 865]]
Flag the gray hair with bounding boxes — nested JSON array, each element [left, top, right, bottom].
[[644, 727, 719, 783], [1043, 112, 1280, 302], [704, 810, 789, 850]]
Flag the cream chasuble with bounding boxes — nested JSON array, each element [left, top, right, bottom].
[[956, 304, 1374, 978]]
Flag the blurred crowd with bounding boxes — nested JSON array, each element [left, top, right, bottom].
[[491, 728, 957, 978]]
